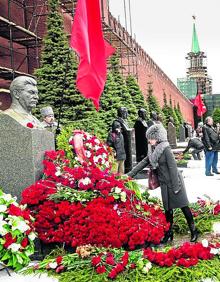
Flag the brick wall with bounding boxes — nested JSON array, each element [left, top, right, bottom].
[[0, 0, 194, 126]]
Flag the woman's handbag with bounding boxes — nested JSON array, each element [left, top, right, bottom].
[[148, 168, 160, 190]]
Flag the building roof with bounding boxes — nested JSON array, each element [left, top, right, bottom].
[[191, 22, 200, 53]]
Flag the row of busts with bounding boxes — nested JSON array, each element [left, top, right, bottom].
[[111, 107, 163, 173]]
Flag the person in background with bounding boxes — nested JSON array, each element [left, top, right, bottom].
[[196, 122, 203, 138], [40, 106, 58, 133], [182, 137, 204, 160], [202, 116, 220, 176], [127, 124, 198, 243], [107, 121, 126, 174]]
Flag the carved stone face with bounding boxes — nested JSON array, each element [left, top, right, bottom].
[[151, 111, 158, 121], [138, 109, 147, 120], [16, 84, 39, 112], [118, 107, 128, 119]]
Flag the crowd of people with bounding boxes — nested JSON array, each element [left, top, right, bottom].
[[183, 117, 220, 176]]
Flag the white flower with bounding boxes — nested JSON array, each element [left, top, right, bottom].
[[28, 232, 37, 241], [8, 243, 21, 252], [79, 177, 91, 186], [48, 262, 58, 269], [142, 262, 152, 274], [94, 145, 100, 151], [0, 215, 7, 236], [212, 222, 220, 235], [93, 156, 99, 163], [94, 139, 100, 144], [145, 262, 152, 270], [105, 161, 110, 168], [10, 216, 30, 233], [114, 187, 122, 194], [120, 192, 127, 202], [0, 204, 7, 213], [102, 153, 107, 158], [1, 193, 13, 202], [86, 151, 91, 158], [55, 169, 61, 177], [210, 248, 218, 255], [201, 239, 209, 248]]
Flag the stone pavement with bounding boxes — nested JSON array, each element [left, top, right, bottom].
[[1, 158, 219, 282]]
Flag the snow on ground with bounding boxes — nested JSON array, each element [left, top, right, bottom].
[[138, 159, 220, 203]]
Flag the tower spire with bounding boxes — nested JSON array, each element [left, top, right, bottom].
[[191, 15, 200, 53]]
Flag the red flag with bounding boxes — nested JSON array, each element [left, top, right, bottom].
[[193, 90, 207, 117], [70, 0, 115, 110]]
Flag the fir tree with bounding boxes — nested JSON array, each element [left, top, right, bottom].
[[34, 0, 105, 137], [126, 75, 150, 119], [109, 55, 137, 126], [146, 82, 165, 124], [99, 72, 122, 131], [176, 103, 184, 124], [169, 96, 180, 128], [162, 91, 172, 126], [212, 107, 220, 124]]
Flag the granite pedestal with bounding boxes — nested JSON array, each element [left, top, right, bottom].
[[0, 114, 55, 200]]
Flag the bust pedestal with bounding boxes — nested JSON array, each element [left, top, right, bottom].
[[0, 114, 55, 200]]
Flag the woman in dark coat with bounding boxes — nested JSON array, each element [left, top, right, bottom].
[[127, 124, 198, 243], [107, 121, 126, 174]]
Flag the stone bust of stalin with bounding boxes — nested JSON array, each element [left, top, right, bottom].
[[3, 76, 43, 128]]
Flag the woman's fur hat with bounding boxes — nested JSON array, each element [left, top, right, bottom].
[[146, 124, 168, 142]]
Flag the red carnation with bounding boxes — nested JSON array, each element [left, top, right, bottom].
[[91, 256, 101, 266], [106, 254, 115, 266], [8, 204, 23, 217], [56, 256, 63, 265], [3, 233, 17, 248], [96, 265, 106, 274], [21, 237, 29, 248], [26, 122, 34, 128]]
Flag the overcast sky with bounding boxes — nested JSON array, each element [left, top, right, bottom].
[[109, 0, 220, 94]]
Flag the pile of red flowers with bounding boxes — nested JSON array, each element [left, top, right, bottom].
[[21, 134, 169, 249], [32, 196, 168, 249], [143, 241, 216, 268], [31, 240, 220, 280]]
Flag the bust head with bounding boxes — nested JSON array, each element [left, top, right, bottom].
[[151, 111, 158, 121], [138, 108, 147, 120], [117, 107, 128, 120], [9, 76, 38, 113], [169, 117, 174, 124], [41, 106, 55, 125]]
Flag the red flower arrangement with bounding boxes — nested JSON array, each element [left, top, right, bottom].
[[143, 241, 215, 268], [21, 138, 169, 249]]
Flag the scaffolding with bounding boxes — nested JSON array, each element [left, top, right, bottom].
[[0, 0, 138, 86], [177, 78, 197, 100], [0, 0, 46, 81]]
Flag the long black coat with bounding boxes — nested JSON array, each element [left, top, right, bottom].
[[127, 146, 189, 210], [107, 131, 126, 161], [202, 124, 220, 151]]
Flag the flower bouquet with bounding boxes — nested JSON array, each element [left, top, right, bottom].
[[0, 189, 36, 270]]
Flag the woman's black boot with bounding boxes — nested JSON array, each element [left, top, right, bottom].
[[161, 229, 174, 244], [189, 223, 198, 242]]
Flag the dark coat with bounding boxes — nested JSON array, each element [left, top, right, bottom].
[[183, 137, 204, 154], [107, 131, 126, 161], [202, 124, 220, 151], [127, 146, 189, 210], [134, 118, 148, 162]]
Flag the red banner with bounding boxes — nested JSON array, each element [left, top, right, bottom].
[[70, 0, 115, 110]]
